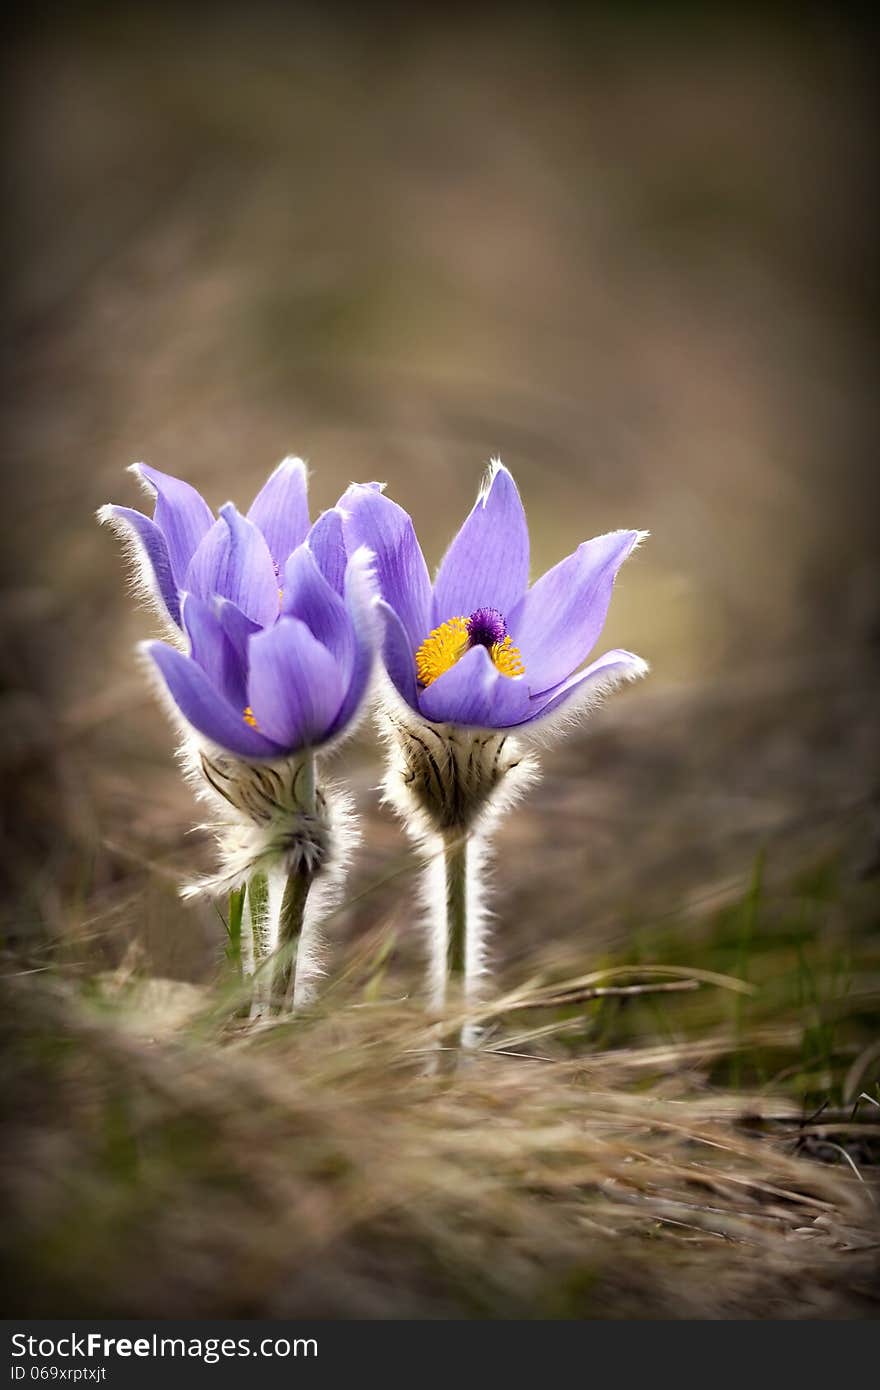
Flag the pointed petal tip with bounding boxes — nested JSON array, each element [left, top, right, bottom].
[[247, 458, 311, 568], [618, 650, 650, 680], [433, 458, 529, 621], [128, 461, 167, 494], [271, 454, 309, 482], [574, 527, 649, 564], [523, 647, 650, 729], [137, 637, 163, 669], [603, 528, 649, 564], [127, 461, 154, 495], [337, 480, 387, 515], [624, 527, 649, 550], [217, 500, 252, 533], [479, 457, 516, 505], [134, 641, 164, 689]]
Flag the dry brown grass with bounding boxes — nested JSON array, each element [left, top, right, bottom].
[[3, 943, 878, 1319]]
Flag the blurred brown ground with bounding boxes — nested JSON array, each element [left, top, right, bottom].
[[2, 5, 878, 977]]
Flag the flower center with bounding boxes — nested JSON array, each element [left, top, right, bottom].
[[415, 607, 525, 687], [243, 705, 259, 728]]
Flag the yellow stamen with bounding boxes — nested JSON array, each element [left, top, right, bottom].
[[490, 633, 525, 679], [416, 617, 469, 687], [415, 617, 525, 687], [242, 705, 258, 728]]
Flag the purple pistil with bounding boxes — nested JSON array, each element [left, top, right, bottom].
[[466, 607, 507, 649]]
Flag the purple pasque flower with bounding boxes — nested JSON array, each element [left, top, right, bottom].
[[145, 532, 375, 759], [99, 456, 313, 629], [339, 462, 647, 730], [149, 515, 374, 758], [101, 459, 373, 759]]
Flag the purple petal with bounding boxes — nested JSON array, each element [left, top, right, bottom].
[[247, 456, 310, 571], [215, 598, 261, 668], [340, 484, 431, 654], [418, 644, 530, 729], [247, 618, 344, 749], [526, 648, 649, 723], [134, 464, 214, 586], [307, 508, 347, 594], [327, 546, 379, 737], [432, 463, 529, 627], [375, 599, 420, 709], [282, 544, 354, 676], [510, 530, 644, 695], [147, 640, 280, 758], [184, 503, 280, 629], [181, 593, 250, 710], [99, 504, 180, 626]]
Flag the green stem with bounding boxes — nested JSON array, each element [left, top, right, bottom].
[[441, 833, 469, 1059], [244, 870, 271, 1018], [271, 867, 314, 1011], [270, 751, 318, 1014], [445, 835, 468, 988], [226, 886, 245, 973], [247, 870, 270, 970], [297, 747, 317, 815]]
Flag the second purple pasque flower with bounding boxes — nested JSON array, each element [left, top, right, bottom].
[[340, 461, 647, 730]]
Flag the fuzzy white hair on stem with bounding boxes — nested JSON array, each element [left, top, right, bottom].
[[375, 681, 538, 1057], [421, 825, 494, 1050]]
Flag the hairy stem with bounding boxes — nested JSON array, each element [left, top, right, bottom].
[[269, 751, 318, 1014], [246, 871, 270, 968], [445, 835, 468, 989], [226, 885, 245, 974], [439, 832, 470, 1060], [271, 867, 314, 1011], [245, 870, 271, 1018]]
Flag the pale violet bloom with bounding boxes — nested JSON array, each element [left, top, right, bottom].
[[100, 460, 374, 759], [339, 463, 647, 730]]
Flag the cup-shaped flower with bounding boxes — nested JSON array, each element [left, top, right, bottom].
[[145, 524, 375, 761], [339, 462, 648, 733], [100, 456, 378, 1016], [339, 463, 649, 1053], [98, 456, 314, 631]]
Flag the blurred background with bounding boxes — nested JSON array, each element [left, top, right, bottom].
[[3, 2, 879, 1320]]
